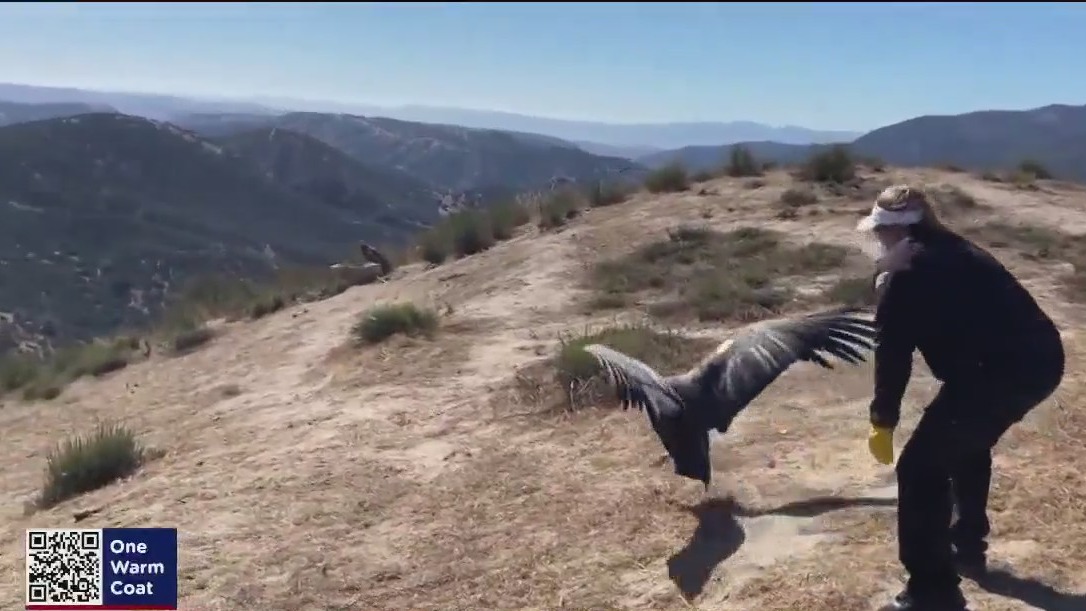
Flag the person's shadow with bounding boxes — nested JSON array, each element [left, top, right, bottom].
[[665, 494, 897, 600], [970, 568, 1086, 611]]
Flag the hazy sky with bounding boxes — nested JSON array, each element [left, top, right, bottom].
[[0, 2, 1083, 131]]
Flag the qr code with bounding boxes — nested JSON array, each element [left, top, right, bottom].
[[25, 529, 103, 606]]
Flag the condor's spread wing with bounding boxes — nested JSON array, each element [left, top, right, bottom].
[[708, 307, 878, 412], [582, 344, 685, 421], [582, 343, 714, 487]]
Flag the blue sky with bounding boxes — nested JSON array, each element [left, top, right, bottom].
[[0, 2, 1083, 131]]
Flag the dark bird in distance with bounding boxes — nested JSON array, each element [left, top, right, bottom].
[[583, 307, 879, 489]]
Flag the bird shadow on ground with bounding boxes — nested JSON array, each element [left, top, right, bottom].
[[666, 494, 897, 601], [971, 569, 1086, 611]]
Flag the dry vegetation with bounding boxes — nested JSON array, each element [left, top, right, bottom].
[[3, 147, 1086, 611], [352, 302, 439, 345], [548, 322, 716, 412], [588, 224, 858, 322], [33, 421, 155, 512]]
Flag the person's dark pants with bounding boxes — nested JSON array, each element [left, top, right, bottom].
[[894, 351, 1064, 601]]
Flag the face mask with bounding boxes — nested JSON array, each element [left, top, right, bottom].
[[855, 230, 888, 262], [878, 236, 923, 273]]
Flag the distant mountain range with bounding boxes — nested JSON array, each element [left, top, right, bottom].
[[258, 102, 863, 150], [0, 83, 859, 151], [0, 83, 277, 122], [2, 80, 1085, 347]]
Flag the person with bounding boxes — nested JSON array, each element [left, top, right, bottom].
[[857, 185, 1065, 611]]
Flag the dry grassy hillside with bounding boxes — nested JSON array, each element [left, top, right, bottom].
[[3, 164, 1086, 611]]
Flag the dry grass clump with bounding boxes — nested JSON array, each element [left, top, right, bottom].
[[821, 275, 877, 307], [1, 336, 147, 401], [589, 225, 853, 322], [644, 163, 690, 194], [967, 221, 1086, 303], [798, 145, 857, 184], [549, 322, 714, 411], [34, 421, 152, 510], [352, 302, 439, 345]]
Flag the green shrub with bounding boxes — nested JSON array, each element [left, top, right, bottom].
[[779, 187, 818, 208], [489, 201, 532, 240], [586, 181, 630, 207], [1018, 159, 1052, 180], [37, 421, 147, 509], [446, 209, 496, 257], [170, 325, 215, 355], [725, 145, 762, 177], [420, 229, 452, 264], [644, 163, 690, 193], [2, 338, 138, 401], [538, 190, 582, 229], [800, 145, 856, 183], [352, 302, 439, 345]]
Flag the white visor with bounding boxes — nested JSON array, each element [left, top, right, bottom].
[[856, 203, 924, 232]]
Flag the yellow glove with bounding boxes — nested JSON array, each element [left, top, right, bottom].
[[867, 425, 895, 465]]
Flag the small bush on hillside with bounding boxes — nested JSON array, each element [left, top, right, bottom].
[[725, 145, 762, 178], [799, 145, 856, 184], [248, 294, 286, 320], [538, 190, 582, 229], [163, 274, 261, 324], [37, 421, 148, 510], [489, 201, 532, 240], [419, 229, 452, 264], [644, 163, 690, 193], [416, 209, 500, 263], [1, 337, 141, 401], [932, 185, 981, 214], [553, 323, 712, 411], [1011, 171, 1041, 191], [0, 353, 38, 394], [352, 302, 439, 345], [163, 264, 368, 327], [586, 181, 630, 208], [779, 187, 819, 208], [691, 170, 715, 183], [22, 381, 63, 402], [169, 324, 215, 355], [445, 209, 496, 257], [1018, 159, 1052, 180]]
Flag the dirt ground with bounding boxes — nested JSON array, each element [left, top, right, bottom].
[[2, 168, 1085, 611]]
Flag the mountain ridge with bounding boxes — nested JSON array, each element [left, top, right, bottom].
[[0, 82, 860, 150], [636, 102, 1086, 183], [0, 100, 117, 127], [0, 112, 408, 344]]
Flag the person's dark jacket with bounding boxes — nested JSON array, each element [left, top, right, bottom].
[[869, 224, 1064, 429]]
